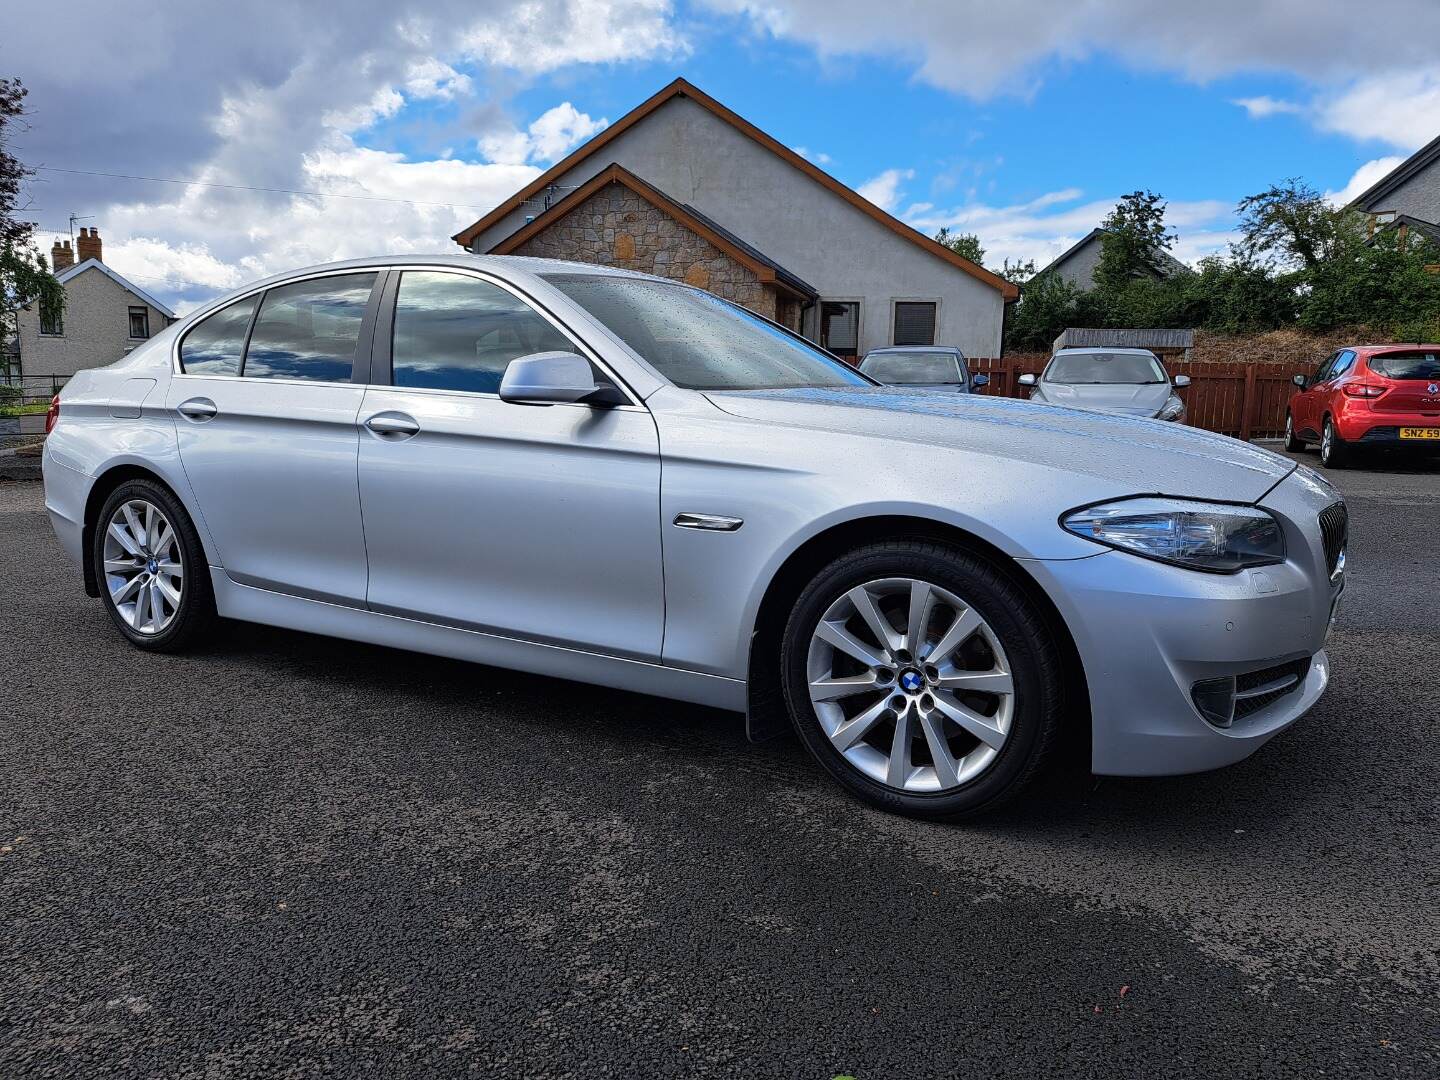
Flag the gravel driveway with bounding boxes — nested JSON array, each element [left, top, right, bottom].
[[2, 450, 1437, 1079]]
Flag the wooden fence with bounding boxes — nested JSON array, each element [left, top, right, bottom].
[[966, 357, 1311, 440]]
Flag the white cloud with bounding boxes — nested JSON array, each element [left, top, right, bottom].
[[704, 0, 1440, 99], [1325, 156, 1406, 206], [857, 168, 914, 211], [1232, 96, 1303, 120], [11, 0, 684, 308], [900, 190, 1232, 272], [792, 146, 833, 165], [1314, 71, 1440, 150], [481, 102, 609, 164]]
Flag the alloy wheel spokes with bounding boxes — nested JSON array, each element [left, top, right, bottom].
[[103, 499, 183, 635], [806, 577, 1015, 793]]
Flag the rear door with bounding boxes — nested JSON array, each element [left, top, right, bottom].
[[169, 270, 381, 604], [355, 268, 664, 660]]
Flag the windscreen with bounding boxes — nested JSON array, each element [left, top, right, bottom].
[[1045, 351, 1166, 384], [860, 352, 961, 384], [1368, 350, 1440, 380], [543, 274, 871, 391]]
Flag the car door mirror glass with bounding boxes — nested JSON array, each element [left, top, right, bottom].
[[970, 373, 989, 389], [500, 351, 615, 405], [1292, 374, 1308, 388]]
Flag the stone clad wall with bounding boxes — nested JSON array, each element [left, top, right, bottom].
[[511, 183, 777, 320]]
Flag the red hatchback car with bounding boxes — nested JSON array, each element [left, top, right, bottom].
[[1285, 345, 1440, 467]]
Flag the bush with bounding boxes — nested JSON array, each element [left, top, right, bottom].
[[0, 383, 21, 408]]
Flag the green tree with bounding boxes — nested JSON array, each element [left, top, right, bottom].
[[1235, 178, 1339, 271], [1, 77, 64, 369], [934, 227, 986, 266], [1093, 190, 1177, 293], [1004, 270, 1093, 351]]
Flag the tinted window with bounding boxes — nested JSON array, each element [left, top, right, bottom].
[[180, 295, 256, 376], [392, 271, 575, 394], [244, 273, 376, 382], [1329, 350, 1356, 378], [861, 351, 960, 384], [1045, 351, 1166, 385], [545, 275, 871, 391], [1369, 350, 1440, 380]]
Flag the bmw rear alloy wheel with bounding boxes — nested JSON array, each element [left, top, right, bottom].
[[93, 479, 216, 652], [103, 499, 184, 635]]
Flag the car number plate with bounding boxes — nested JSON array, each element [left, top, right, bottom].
[[1398, 427, 1440, 439]]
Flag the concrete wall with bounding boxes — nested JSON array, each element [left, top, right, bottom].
[[470, 96, 1006, 358], [1359, 158, 1440, 222], [15, 265, 171, 379]]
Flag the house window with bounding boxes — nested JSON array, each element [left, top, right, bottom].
[[893, 301, 937, 346], [39, 310, 63, 336], [820, 301, 859, 359], [128, 306, 150, 339]]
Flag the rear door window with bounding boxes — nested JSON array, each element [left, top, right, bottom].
[[1368, 350, 1440, 379], [179, 295, 257, 376], [244, 273, 377, 382]]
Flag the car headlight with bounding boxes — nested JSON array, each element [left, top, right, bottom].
[[1061, 497, 1285, 572], [1157, 396, 1185, 422]]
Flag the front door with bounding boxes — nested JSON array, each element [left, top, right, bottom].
[[356, 269, 664, 660], [169, 270, 380, 604]]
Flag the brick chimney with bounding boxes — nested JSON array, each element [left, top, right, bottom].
[[51, 239, 75, 272], [76, 227, 102, 264]]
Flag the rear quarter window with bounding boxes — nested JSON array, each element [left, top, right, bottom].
[[179, 295, 257, 376]]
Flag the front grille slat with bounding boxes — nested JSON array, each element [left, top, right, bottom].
[[1318, 501, 1348, 578]]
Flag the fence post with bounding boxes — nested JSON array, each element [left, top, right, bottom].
[[1239, 365, 1258, 442]]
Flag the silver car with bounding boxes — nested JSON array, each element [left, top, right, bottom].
[[42, 256, 1346, 819], [858, 346, 987, 393], [1020, 347, 1191, 422]]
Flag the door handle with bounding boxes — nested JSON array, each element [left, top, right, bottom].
[[177, 398, 217, 421], [364, 413, 420, 438]]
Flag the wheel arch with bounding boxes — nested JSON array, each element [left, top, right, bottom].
[[744, 515, 1091, 754], [81, 464, 210, 598]]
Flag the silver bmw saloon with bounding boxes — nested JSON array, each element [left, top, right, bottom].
[[42, 255, 1347, 818]]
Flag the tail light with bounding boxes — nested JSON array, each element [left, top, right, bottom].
[[44, 394, 61, 434], [1341, 382, 1385, 398]]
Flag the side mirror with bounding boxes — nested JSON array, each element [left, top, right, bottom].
[[1292, 374, 1308, 388], [1173, 374, 1191, 388], [970, 373, 989, 389], [1017, 373, 1037, 387], [499, 351, 624, 406]]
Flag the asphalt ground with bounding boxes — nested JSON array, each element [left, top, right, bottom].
[[2, 447, 1437, 1079]]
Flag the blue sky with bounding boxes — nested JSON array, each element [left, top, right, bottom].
[[10, 0, 1437, 310]]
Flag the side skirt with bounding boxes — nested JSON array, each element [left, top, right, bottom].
[[211, 569, 747, 713]]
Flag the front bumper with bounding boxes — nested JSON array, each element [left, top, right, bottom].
[[1023, 469, 1342, 776]]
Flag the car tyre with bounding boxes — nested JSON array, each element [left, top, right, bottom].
[[92, 478, 217, 652], [1283, 411, 1305, 451], [1319, 416, 1349, 469], [780, 540, 1064, 819]]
